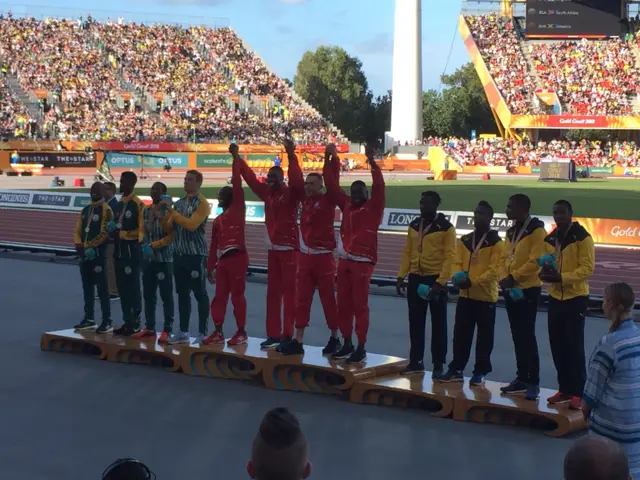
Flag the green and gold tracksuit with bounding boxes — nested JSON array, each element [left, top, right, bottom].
[[74, 200, 114, 323], [113, 193, 145, 329], [142, 205, 175, 333], [168, 193, 211, 335]]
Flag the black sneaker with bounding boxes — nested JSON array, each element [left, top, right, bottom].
[[432, 364, 444, 379], [113, 324, 135, 336], [525, 385, 540, 401], [322, 337, 342, 355], [400, 362, 425, 375], [279, 339, 304, 356], [332, 341, 355, 360], [74, 319, 97, 331], [276, 337, 293, 353], [96, 322, 113, 334], [500, 379, 528, 395], [438, 370, 463, 383], [260, 338, 281, 349], [346, 344, 366, 364], [110, 295, 120, 301]]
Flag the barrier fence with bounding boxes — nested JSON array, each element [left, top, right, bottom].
[[2, 190, 640, 248]]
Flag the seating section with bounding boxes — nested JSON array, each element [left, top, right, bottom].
[[0, 76, 33, 138], [0, 16, 339, 143], [465, 15, 640, 117]]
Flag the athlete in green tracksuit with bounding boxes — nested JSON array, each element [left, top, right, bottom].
[[163, 169, 211, 345], [133, 182, 175, 342]]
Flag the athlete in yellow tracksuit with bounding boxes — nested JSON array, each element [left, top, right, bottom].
[[439, 201, 503, 385], [540, 200, 595, 410], [397, 191, 456, 376]]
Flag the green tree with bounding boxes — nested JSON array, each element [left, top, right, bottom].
[[293, 46, 373, 142]]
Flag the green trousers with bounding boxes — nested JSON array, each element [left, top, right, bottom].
[[174, 255, 210, 334], [115, 253, 142, 329], [80, 257, 110, 323], [142, 262, 175, 333]]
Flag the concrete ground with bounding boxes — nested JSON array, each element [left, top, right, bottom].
[[0, 255, 609, 480]]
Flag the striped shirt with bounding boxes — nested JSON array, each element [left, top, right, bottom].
[[172, 193, 210, 257], [584, 319, 640, 446], [143, 206, 174, 263]]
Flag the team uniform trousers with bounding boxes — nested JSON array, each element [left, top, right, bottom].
[[296, 252, 338, 331], [266, 249, 298, 339], [210, 250, 249, 329], [336, 258, 375, 344], [114, 241, 142, 329], [505, 286, 541, 386], [142, 261, 174, 333], [80, 257, 111, 322], [449, 297, 496, 376], [174, 254, 210, 334]]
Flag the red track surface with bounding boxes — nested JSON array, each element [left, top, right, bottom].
[[2, 208, 639, 296]]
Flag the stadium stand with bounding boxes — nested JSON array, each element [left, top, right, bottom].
[[0, 75, 34, 138], [0, 14, 343, 144]]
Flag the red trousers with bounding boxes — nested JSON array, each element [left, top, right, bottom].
[[296, 252, 338, 331], [210, 251, 249, 329], [266, 249, 298, 339], [336, 258, 375, 344]]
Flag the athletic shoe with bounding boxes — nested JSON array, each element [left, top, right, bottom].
[[346, 344, 367, 364], [158, 332, 169, 344], [332, 342, 355, 360], [96, 322, 113, 334], [192, 333, 206, 345], [131, 329, 156, 339], [74, 319, 96, 331], [525, 385, 540, 401], [470, 375, 485, 386], [203, 332, 225, 346], [228, 331, 248, 346], [322, 337, 342, 355], [279, 339, 304, 356], [500, 379, 528, 395], [569, 396, 583, 410], [167, 332, 190, 345], [438, 370, 463, 383], [113, 324, 131, 336], [276, 337, 293, 353], [400, 362, 425, 375], [110, 295, 120, 301], [432, 364, 444, 379], [260, 338, 281, 349], [547, 392, 572, 405]]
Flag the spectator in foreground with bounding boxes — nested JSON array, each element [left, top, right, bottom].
[[564, 435, 630, 480], [583, 281, 640, 479], [248, 408, 311, 480], [102, 458, 155, 479]]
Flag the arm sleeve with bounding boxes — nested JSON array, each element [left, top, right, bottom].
[[207, 223, 218, 272], [370, 164, 386, 212], [73, 211, 83, 244], [323, 157, 348, 210], [583, 339, 616, 408], [86, 205, 113, 248], [561, 236, 595, 284], [151, 230, 174, 250], [437, 227, 457, 286], [232, 158, 245, 211], [511, 228, 546, 284], [397, 228, 413, 279], [287, 151, 304, 200], [474, 241, 505, 286], [137, 201, 145, 243], [171, 200, 211, 233], [453, 239, 464, 275], [239, 157, 268, 201]]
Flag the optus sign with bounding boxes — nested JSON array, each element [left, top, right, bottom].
[[106, 153, 188, 168], [196, 154, 233, 168]]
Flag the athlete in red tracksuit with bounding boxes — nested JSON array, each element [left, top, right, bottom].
[[239, 139, 304, 349], [203, 143, 249, 347], [279, 144, 342, 357], [324, 146, 385, 363]]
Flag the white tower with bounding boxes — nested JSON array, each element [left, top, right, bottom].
[[389, 0, 423, 147]]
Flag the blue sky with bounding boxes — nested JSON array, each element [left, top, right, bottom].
[[8, 0, 469, 96]]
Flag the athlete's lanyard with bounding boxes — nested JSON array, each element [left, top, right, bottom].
[[555, 227, 568, 271], [83, 206, 96, 243], [470, 230, 489, 265], [117, 197, 128, 228], [417, 217, 435, 254], [508, 216, 533, 261]]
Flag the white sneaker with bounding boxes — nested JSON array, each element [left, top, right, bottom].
[[168, 332, 190, 345], [192, 333, 206, 345]]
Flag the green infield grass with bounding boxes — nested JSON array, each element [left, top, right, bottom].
[[39, 177, 640, 220]]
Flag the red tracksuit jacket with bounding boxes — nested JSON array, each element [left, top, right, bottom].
[[299, 158, 340, 252], [207, 159, 246, 271], [239, 153, 304, 249], [324, 161, 385, 264]]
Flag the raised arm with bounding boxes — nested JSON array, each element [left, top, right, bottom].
[[171, 197, 212, 233], [285, 139, 304, 200], [323, 145, 348, 210], [229, 144, 245, 212], [367, 146, 385, 213], [238, 152, 268, 202]]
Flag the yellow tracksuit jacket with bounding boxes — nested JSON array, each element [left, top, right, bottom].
[[454, 230, 503, 303], [397, 213, 456, 286], [502, 217, 546, 289], [542, 222, 595, 301]]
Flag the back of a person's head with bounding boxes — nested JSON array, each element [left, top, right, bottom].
[[248, 408, 311, 480], [564, 436, 630, 480], [102, 458, 155, 480]]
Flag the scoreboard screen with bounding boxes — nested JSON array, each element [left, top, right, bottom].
[[526, 0, 623, 38], [539, 158, 577, 182]]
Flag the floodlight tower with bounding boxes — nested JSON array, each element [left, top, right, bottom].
[[389, 0, 423, 148]]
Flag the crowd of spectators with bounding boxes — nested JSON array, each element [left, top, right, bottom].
[[0, 75, 34, 138], [530, 38, 638, 116], [432, 136, 640, 168], [0, 14, 339, 143]]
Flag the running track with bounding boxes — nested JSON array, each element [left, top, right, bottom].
[[1, 208, 639, 296]]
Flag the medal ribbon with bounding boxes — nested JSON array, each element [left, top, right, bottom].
[[83, 206, 96, 243], [417, 218, 435, 254], [471, 231, 489, 261], [508, 216, 533, 260]]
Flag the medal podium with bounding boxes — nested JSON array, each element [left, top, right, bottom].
[[41, 329, 586, 437]]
